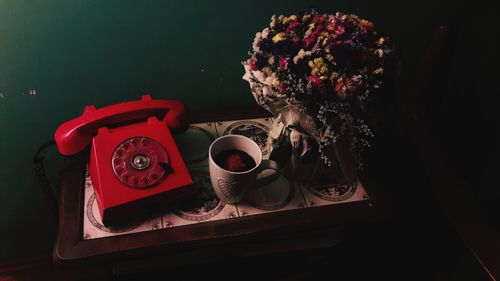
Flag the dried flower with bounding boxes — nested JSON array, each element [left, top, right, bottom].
[[243, 10, 393, 166]]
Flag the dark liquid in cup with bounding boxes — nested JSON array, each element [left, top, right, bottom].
[[214, 149, 257, 172]]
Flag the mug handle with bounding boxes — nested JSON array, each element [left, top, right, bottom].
[[254, 159, 281, 189]]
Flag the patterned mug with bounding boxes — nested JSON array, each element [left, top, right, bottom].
[[208, 135, 281, 204]]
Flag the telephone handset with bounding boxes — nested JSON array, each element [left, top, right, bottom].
[[55, 95, 194, 226], [55, 94, 187, 155]]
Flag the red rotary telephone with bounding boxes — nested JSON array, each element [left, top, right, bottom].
[[55, 95, 194, 226]]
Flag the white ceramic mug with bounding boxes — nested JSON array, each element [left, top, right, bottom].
[[209, 135, 281, 204]]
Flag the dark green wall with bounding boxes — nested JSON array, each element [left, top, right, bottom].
[[0, 0, 454, 259]]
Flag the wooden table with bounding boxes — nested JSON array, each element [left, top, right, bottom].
[[53, 109, 388, 273]]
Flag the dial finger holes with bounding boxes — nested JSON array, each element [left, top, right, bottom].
[[113, 158, 121, 166], [112, 137, 169, 188]]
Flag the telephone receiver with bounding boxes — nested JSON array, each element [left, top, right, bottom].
[[55, 94, 187, 156]]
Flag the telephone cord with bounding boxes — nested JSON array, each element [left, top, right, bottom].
[[33, 140, 59, 216]]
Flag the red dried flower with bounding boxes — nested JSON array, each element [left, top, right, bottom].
[[334, 25, 345, 36], [278, 83, 289, 94], [308, 75, 326, 92], [248, 59, 258, 71], [304, 25, 324, 48], [334, 77, 359, 100], [286, 20, 301, 33], [304, 36, 316, 48], [326, 19, 337, 32], [279, 57, 290, 71]]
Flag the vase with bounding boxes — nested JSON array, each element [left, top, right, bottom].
[[309, 136, 357, 187], [269, 123, 358, 188]]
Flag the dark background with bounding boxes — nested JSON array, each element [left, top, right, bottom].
[[0, 0, 497, 279]]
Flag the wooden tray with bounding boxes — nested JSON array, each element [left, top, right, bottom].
[[53, 108, 386, 265]]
